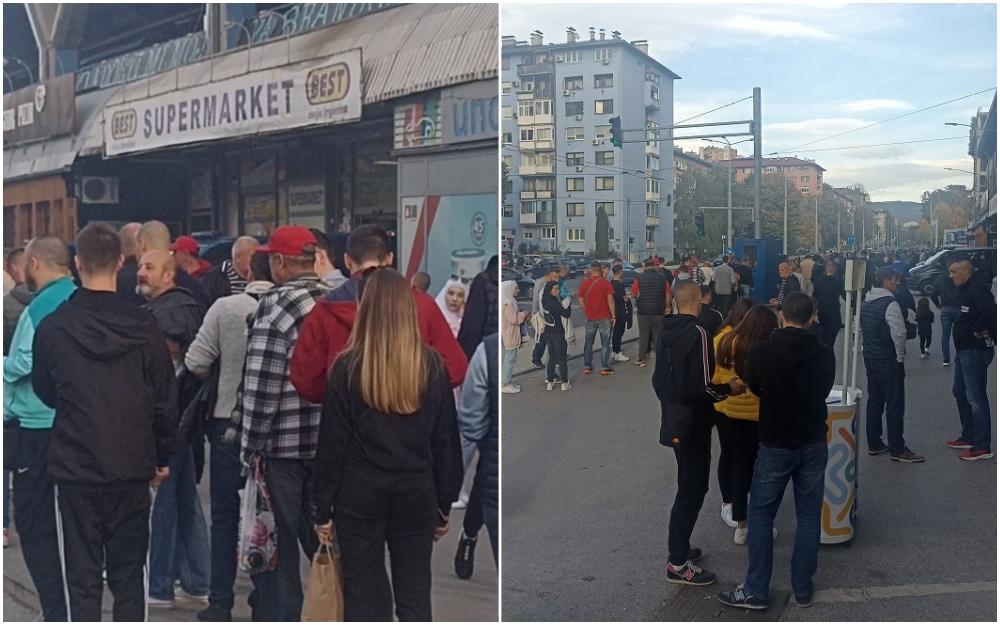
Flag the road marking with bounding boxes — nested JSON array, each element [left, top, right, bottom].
[[813, 581, 996, 603]]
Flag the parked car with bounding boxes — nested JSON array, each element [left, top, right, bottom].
[[502, 267, 535, 301], [908, 247, 997, 295]]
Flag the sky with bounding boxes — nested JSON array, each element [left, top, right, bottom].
[[501, 2, 997, 202]]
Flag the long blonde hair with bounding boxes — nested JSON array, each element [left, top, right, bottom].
[[342, 268, 430, 414]]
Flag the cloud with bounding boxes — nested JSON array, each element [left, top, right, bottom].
[[824, 159, 974, 201], [840, 99, 913, 112], [721, 16, 835, 40], [850, 144, 914, 160]]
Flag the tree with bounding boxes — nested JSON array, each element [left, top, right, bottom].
[[596, 205, 610, 258]]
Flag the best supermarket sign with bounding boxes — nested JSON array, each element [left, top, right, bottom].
[[103, 49, 361, 156]]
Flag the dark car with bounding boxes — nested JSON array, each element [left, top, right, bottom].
[[529, 261, 563, 280], [908, 247, 996, 295], [503, 267, 535, 301]]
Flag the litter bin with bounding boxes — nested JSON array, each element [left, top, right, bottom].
[[822, 385, 861, 544]]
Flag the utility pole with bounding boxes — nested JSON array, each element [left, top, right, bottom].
[[931, 196, 937, 247], [782, 167, 788, 255], [860, 199, 865, 249], [837, 200, 842, 252], [727, 154, 733, 254], [815, 192, 820, 252], [753, 87, 762, 238]]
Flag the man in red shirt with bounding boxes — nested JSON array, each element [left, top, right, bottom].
[[289, 225, 467, 403], [578, 261, 616, 375]]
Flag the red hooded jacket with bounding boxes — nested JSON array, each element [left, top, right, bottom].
[[290, 275, 468, 404]]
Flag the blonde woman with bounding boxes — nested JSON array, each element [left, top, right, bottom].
[[313, 268, 463, 622]]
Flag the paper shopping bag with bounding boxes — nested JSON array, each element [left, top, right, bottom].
[[301, 542, 345, 621]]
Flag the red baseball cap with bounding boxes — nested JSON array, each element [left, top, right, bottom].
[[170, 235, 199, 255], [257, 225, 317, 256]]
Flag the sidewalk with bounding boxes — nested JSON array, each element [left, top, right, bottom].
[[513, 320, 642, 377]]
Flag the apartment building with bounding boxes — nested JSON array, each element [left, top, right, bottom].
[[673, 148, 713, 188], [717, 156, 825, 196], [698, 145, 739, 162], [968, 94, 996, 246], [501, 28, 678, 260]]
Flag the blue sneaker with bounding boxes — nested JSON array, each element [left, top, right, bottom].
[[718, 585, 768, 610]]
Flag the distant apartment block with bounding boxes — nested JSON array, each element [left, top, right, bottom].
[[501, 27, 678, 260], [698, 145, 739, 162], [673, 148, 713, 188], [718, 156, 825, 196]]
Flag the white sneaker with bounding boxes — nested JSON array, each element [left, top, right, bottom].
[[501, 384, 521, 394], [721, 503, 737, 528], [2, 528, 8, 548], [734, 527, 779, 545], [512, 383, 521, 390], [561, 382, 573, 391], [176, 589, 209, 605], [546, 381, 555, 391], [614, 352, 630, 362], [147, 597, 175, 609]]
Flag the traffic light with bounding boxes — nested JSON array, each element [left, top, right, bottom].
[[695, 212, 705, 236], [629, 236, 635, 245], [609, 116, 622, 147]]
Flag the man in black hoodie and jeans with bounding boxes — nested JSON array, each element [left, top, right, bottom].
[[32, 223, 178, 621], [654, 281, 745, 586], [718, 292, 835, 611]]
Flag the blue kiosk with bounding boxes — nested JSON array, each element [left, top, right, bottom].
[[733, 238, 784, 302]]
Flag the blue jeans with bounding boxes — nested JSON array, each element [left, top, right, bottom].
[[149, 444, 211, 600], [744, 442, 827, 602], [953, 348, 994, 452], [740, 284, 751, 299], [3, 469, 9, 529], [209, 420, 243, 611], [583, 318, 612, 370], [502, 348, 517, 385], [940, 306, 958, 363], [864, 358, 906, 454]]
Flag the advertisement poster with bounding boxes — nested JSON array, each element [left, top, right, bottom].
[[399, 194, 496, 285]]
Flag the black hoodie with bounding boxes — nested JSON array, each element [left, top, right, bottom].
[[143, 286, 205, 352], [653, 314, 732, 410], [31, 288, 178, 486], [746, 327, 836, 448]]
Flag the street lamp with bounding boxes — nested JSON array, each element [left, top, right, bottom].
[[259, 10, 293, 63], [946, 121, 995, 134], [224, 21, 254, 73], [943, 167, 975, 175]]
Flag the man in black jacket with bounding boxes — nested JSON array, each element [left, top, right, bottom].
[[718, 292, 835, 611], [769, 262, 801, 308], [118, 221, 211, 310], [137, 250, 211, 608], [115, 222, 143, 306], [458, 255, 499, 359], [32, 223, 177, 621], [946, 260, 996, 460], [200, 236, 259, 304], [633, 259, 670, 367], [654, 282, 744, 586], [931, 269, 963, 366]]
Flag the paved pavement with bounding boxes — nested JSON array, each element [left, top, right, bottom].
[[502, 306, 997, 621], [4, 460, 497, 621]]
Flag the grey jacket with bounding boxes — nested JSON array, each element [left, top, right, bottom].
[[863, 287, 906, 362], [184, 280, 274, 418], [3, 284, 32, 355]]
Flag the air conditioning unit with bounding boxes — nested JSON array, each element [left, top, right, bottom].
[[602, 59, 611, 65], [575, 165, 584, 173], [80, 177, 120, 204], [563, 90, 571, 96], [592, 138, 601, 145], [575, 114, 583, 121], [512, 81, 519, 87]]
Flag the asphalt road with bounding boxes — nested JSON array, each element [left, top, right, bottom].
[[501, 310, 997, 621]]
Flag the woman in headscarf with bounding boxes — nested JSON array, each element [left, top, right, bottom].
[[435, 278, 468, 338], [501, 280, 527, 394]]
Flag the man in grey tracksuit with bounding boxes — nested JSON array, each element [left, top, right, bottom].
[[530, 267, 560, 368]]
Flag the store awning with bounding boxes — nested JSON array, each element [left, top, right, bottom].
[[3, 86, 117, 183]]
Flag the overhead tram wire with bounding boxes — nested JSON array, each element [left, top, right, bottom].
[[502, 143, 663, 182], [771, 136, 968, 155], [769, 87, 997, 155]]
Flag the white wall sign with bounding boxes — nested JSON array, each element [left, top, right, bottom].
[[103, 49, 362, 156]]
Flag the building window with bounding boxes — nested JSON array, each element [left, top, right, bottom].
[[594, 74, 613, 89], [523, 178, 554, 193], [566, 202, 585, 216], [502, 82, 512, 95], [502, 132, 513, 144], [567, 227, 586, 242], [524, 231, 533, 239], [567, 177, 584, 191], [646, 201, 658, 216], [503, 204, 514, 218], [650, 85, 659, 101], [517, 101, 533, 117], [801, 187, 809, 193], [541, 227, 556, 240], [595, 99, 614, 114], [596, 201, 615, 215], [594, 125, 611, 139], [520, 128, 534, 141], [646, 154, 660, 170], [594, 48, 613, 62], [520, 201, 535, 215], [595, 151, 614, 165], [566, 152, 584, 166], [608, 227, 615, 240], [646, 226, 656, 243], [565, 126, 584, 141], [565, 101, 584, 117], [502, 106, 512, 119], [596, 177, 615, 191], [801, 176, 809, 182], [502, 56, 510, 70], [564, 50, 581, 63], [646, 178, 660, 193], [564, 76, 583, 91]]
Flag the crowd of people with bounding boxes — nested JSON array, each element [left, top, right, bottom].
[[509, 246, 995, 611], [3, 221, 500, 622]]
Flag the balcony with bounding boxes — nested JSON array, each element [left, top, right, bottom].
[[519, 138, 555, 151], [518, 62, 554, 76], [645, 215, 660, 226], [520, 211, 555, 225], [645, 141, 660, 156], [519, 161, 555, 176], [646, 190, 661, 201], [520, 189, 554, 200]]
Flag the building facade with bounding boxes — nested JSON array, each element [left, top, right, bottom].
[[968, 94, 996, 247], [501, 28, 677, 261], [718, 156, 825, 196], [673, 148, 713, 188], [698, 145, 738, 162]]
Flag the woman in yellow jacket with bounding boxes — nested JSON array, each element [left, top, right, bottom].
[[713, 304, 779, 544]]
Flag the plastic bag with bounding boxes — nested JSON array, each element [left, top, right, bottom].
[[301, 542, 345, 621], [237, 455, 279, 574]]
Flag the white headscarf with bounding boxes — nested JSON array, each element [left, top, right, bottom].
[[501, 280, 519, 326], [435, 278, 468, 338]]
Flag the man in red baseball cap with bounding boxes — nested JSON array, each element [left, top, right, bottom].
[[170, 235, 212, 279]]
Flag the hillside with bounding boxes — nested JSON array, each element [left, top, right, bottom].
[[869, 201, 923, 223]]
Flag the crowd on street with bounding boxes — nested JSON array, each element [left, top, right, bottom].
[[3, 222, 500, 622], [503, 247, 996, 611]]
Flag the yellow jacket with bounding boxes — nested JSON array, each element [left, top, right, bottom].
[[712, 325, 761, 421]]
